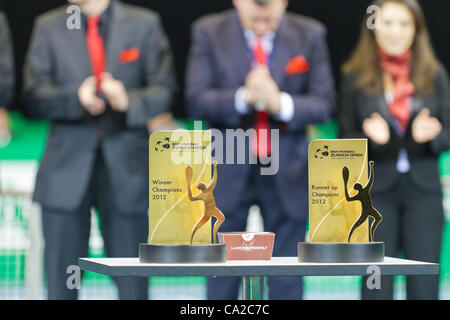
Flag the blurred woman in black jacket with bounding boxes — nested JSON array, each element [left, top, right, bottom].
[[339, 0, 450, 299]]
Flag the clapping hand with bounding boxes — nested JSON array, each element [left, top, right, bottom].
[[100, 73, 129, 113], [245, 66, 281, 115], [412, 108, 442, 144], [78, 76, 106, 116], [362, 113, 390, 145]]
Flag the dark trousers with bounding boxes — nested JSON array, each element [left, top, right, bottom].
[[362, 173, 444, 300], [42, 148, 148, 300], [207, 165, 306, 300]]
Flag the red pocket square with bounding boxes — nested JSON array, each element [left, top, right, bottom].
[[119, 47, 140, 64], [285, 55, 310, 75]]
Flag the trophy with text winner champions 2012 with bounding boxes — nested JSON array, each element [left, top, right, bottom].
[[139, 130, 226, 263], [298, 139, 385, 263]]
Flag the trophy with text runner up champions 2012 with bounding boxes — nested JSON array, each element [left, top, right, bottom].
[[298, 139, 384, 263]]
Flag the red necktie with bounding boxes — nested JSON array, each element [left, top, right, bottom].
[[251, 39, 271, 158], [86, 16, 106, 92]]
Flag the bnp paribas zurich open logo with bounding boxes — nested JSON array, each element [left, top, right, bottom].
[[154, 137, 171, 152], [314, 145, 329, 159]]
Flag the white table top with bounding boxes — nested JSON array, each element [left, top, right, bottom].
[[78, 256, 439, 277]]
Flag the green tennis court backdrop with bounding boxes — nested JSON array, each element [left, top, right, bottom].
[[0, 113, 449, 299]]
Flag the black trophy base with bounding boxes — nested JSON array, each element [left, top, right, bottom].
[[139, 243, 226, 263], [298, 242, 385, 263]]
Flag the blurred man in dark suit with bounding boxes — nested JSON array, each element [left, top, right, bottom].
[[186, 0, 335, 299], [0, 11, 14, 145], [24, 0, 176, 299]]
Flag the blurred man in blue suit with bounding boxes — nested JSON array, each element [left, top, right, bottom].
[[186, 0, 335, 299]]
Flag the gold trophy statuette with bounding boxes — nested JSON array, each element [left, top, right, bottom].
[[186, 160, 225, 244], [343, 161, 383, 243]]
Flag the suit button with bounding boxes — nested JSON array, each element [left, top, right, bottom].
[[96, 130, 104, 139]]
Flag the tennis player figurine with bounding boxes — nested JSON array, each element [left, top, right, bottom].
[[186, 161, 225, 244], [343, 161, 383, 242]]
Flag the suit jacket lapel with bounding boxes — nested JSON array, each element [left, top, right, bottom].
[[411, 96, 423, 115], [376, 95, 391, 120], [270, 16, 293, 86], [222, 11, 251, 84], [105, 0, 128, 75], [63, 20, 92, 79], [374, 95, 403, 134]]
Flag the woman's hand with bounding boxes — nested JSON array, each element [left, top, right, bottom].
[[363, 112, 390, 145], [412, 108, 442, 144]]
